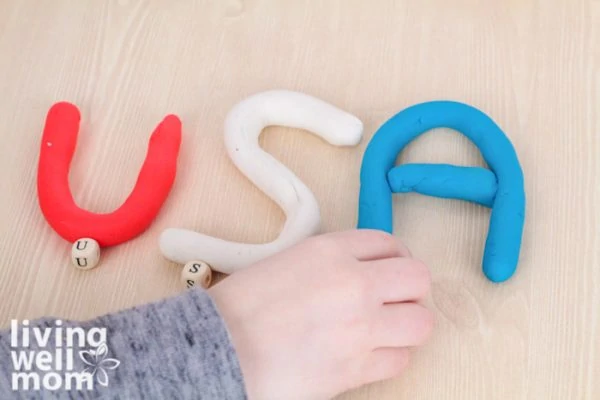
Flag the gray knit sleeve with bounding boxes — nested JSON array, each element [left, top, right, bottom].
[[0, 288, 248, 399]]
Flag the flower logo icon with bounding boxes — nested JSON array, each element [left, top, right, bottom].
[[79, 342, 120, 387]]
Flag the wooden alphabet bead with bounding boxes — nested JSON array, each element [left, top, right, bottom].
[[71, 238, 100, 270], [181, 261, 212, 289]]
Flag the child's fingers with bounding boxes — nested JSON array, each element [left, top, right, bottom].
[[365, 257, 431, 303], [357, 347, 411, 387], [329, 229, 411, 261], [371, 303, 434, 348]]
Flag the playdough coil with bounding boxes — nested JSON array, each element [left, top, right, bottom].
[[160, 90, 363, 274], [358, 101, 525, 283], [37, 102, 182, 248]]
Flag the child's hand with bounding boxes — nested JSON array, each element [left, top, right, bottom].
[[209, 230, 433, 400]]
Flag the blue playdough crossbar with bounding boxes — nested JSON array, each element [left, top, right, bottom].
[[358, 101, 525, 283]]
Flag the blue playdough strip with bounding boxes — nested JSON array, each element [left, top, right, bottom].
[[358, 101, 525, 282], [388, 164, 497, 208]]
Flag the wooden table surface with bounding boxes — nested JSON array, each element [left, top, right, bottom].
[[0, 1, 598, 399]]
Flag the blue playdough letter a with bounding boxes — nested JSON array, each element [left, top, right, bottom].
[[358, 101, 525, 283]]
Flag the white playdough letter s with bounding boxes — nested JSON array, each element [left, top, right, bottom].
[[159, 90, 363, 274]]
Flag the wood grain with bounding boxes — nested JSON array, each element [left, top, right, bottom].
[[0, 0, 598, 398]]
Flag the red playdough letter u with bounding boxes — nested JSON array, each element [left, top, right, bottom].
[[37, 102, 181, 247]]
